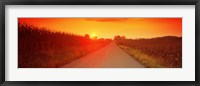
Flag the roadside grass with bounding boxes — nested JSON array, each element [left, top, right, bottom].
[[118, 45, 166, 68]]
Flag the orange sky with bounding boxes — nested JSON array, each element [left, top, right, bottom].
[[18, 18, 182, 39]]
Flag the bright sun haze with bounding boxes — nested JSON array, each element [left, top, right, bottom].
[[18, 18, 182, 39], [91, 33, 96, 37]]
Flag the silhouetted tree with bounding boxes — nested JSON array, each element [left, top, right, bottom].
[[122, 36, 126, 39], [114, 35, 121, 40], [85, 34, 90, 39], [114, 35, 126, 40]]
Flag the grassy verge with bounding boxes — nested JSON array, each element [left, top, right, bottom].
[[118, 44, 166, 68]]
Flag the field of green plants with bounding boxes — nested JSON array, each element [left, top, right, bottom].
[[115, 36, 182, 68], [18, 23, 111, 68]]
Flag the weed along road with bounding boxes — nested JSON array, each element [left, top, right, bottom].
[[61, 42, 145, 68]]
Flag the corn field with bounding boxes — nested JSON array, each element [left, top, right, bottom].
[[18, 23, 111, 68], [115, 36, 182, 68]]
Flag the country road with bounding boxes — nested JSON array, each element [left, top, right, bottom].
[[61, 42, 145, 68]]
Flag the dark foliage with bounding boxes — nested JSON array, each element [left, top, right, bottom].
[[18, 23, 111, 68], [115, 36, 182, 68]]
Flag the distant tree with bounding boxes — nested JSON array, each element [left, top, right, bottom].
[[85, 34, 90, 39], [122, 36, 126, 39], [114, 35, 123, 40]]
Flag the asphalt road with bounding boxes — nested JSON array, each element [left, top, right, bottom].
[[61, 42, 145, 68]]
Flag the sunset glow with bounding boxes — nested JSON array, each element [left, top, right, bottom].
[[18, 18, 182, 68], [91, 33, 97, 38], [18, 18, 182, 39]]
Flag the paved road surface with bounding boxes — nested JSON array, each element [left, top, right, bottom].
[[61, 42, 144, 68]]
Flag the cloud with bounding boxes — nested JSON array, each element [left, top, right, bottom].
[[85, 18, 129, 22]]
